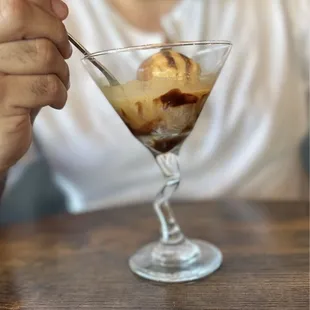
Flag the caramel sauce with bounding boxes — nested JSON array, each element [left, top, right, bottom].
[[120, 109, 129, 121], [161, 50, 177, 69], [131, 118, 162, 135], [135, 101, 143, 116], [156, 88, 198, 109], [121, 89, 211, 145], [179, 53, 193, 78], [152, 135, 186, 153], [103, 75, 214, 154]]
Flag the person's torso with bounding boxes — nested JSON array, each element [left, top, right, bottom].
[[33, 0, 308, 212]]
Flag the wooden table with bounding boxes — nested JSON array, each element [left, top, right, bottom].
[[0, 201, 308, 309]]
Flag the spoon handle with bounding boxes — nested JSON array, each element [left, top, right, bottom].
[[68, 33, 119, 86], [68, 33, 89, 56]]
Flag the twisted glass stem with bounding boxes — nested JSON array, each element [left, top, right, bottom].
[[154, 152, 184, 245]]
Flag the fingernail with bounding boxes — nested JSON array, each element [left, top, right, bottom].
[[51, 0, 68, 20]]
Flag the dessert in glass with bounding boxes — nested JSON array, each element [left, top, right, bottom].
[[82, 41, 232, 282]]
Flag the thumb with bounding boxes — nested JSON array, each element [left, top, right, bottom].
[[51, 0, 69, 20]]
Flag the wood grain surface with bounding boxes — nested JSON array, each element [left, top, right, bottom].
[[0, 201, 308, 309]]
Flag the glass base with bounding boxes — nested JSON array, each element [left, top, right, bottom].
[[129, 239, 222, 283]]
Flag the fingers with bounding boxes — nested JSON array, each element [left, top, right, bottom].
[[0, 0, 71, 58], [29, 0, 69, 20], [0, 39, 70, 88], [0, 74, 68, 114], [0, 0, 70, 119], [50, 0, 69, 20]]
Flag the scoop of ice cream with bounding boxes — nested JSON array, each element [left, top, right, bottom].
[[137, 49, 201, 82], [100, 50, 213, 140]]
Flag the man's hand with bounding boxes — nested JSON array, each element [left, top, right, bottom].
[[0, 0, 71, 175]]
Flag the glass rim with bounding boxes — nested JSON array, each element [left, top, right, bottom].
[[83, 40, 232, 59]]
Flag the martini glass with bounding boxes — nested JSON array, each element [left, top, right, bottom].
[[82, 41, 231, 283]]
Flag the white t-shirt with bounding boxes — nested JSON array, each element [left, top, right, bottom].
[[8, 0, 309, 212]]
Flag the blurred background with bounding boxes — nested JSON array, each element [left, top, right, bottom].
[[0, 0, 309, 226]]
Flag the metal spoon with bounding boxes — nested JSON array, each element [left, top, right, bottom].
[[68, 33, 120, 86]]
